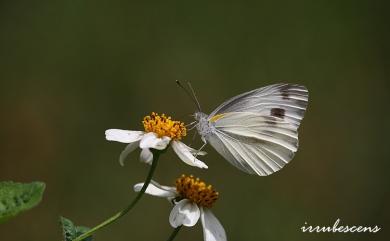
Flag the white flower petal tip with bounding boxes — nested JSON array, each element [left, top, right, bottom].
[[105, 129, 144, 143], [140, 148, 153, 164], [201, 208, 227, 241], [172, 141, 208, 169], [139, 132, 171, 150], [133, 181, 177, 198], [119, 142, 140, 166], [169, 199, 200, 228]]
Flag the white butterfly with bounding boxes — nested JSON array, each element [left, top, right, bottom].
[[179, 82, 309, 176]]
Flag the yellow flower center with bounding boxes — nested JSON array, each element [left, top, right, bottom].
[[142, 112, 187, 140], [175, 174, 219, 208]]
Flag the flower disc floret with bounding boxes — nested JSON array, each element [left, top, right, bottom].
[[175, 174, 219, 208], [106, 112, 207, 168], [142, 112, 187, 140]]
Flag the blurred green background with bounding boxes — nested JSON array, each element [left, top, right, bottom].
[[0, 0, 388, 240]]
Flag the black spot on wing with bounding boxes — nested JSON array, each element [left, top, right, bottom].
[[281, 91, 290, 100], [279, 84, 291, 100], [270, 108, 285, 118], [279, 84, 309, 101]]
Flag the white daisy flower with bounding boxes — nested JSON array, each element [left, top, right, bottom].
[[134, 175, 227, 241], [105, 112, 208, 168]]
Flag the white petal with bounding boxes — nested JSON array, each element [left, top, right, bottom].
[[139, 132, 171, 150], [169, 199, 200, 228], [105, 129, 144, 143], [133, 180, 177, 198], [140, 148, 153, 164], [172, 141, 208, 169], [201, 208, 227, 241], [119, 142, 140, 166]]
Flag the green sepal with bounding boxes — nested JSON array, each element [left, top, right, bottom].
[[60, 216, 93, 241]]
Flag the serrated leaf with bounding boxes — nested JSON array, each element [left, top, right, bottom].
[[0, 181, 45, 223], [60, 217, 93, 241]]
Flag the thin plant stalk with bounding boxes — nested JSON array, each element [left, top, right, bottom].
[[166, 226, 182, 241], [72, 150, 162, 241]]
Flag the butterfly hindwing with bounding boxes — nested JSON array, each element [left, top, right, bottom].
[[207, 113, 298, 175]]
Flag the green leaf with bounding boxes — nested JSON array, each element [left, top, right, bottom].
[[60, 217, 93, 241], [0, 181, 45, 223]]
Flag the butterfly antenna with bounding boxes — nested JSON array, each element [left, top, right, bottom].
[[186, 81, 202, 111], [176, 80, 202, 111]]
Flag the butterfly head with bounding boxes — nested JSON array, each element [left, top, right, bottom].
[[194, 112, 214, 143], [194, 111, 208, 122]]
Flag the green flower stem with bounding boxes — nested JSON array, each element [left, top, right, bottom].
[[166, 226, 182, 241], [72, 149, 162, 241]]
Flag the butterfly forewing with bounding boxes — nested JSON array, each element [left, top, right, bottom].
[[204, 83, 308, 176], [209, 83, 308, 128]]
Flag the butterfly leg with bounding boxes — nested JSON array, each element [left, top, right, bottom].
[[188, 124, 198, 131], [185, 121, 197, 128], [187, 130, 198, 148], [194, 142, 207, 158]]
